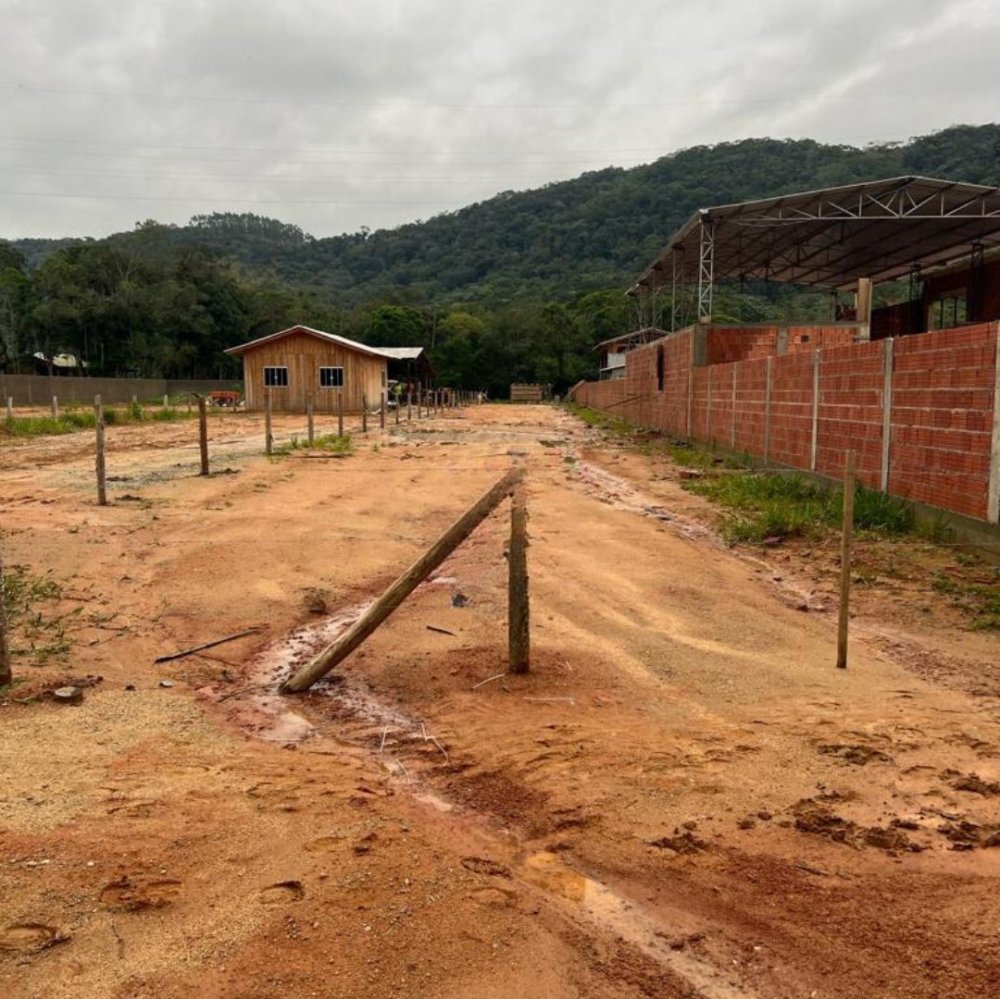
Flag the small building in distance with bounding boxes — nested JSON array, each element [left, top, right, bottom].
[[224, 325, 432, 413]]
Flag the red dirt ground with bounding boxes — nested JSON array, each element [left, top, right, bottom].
[[1, 403, 998, 998]]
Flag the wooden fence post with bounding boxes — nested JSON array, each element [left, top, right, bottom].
[[95, 394, 107, 506], [362, 395, 368, 434], [307, 395, 315, 444], [163, 393, 169, 409], [0, 545, 10, 688], [51, 395, 59, 419], [6, 397, 13, 422], [198, 396, 209, 475], [407, 390, 412, 422], [265, 389, 273, 455], [338, 391, 344, 437], [380, 391, 386, 430], [281, 467, 522, 692], [508, 477, 530, 674], [836, 450, 856, 670]]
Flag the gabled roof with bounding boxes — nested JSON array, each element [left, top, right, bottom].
[[630, 175, 1000, 293], [224, 325, 422, 360]]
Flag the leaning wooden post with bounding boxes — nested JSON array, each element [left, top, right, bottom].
[[836, 450, 857, 670], [338, 391, 344, 437], [94, 394, 107, 506], [362, 395, 368, 434], [0, 544, 11, 688], [306, 395, 315, 444], [265, 389, 273, 455], [281, 467, 522, 692], [508, 476, 530, 674], [198, 396, 209, 475]]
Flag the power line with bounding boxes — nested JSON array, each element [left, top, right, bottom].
[[0, 189, 473, 206], [1, 81, 979, 110]]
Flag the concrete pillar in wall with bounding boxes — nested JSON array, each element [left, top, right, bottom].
[[777, 328, 789, 356], [764, 356, 774, 464], [810, 350, 821, 472], [988, 327, 1000, 524], [881, 338, 895, 493], [856, 277, 873, 342]]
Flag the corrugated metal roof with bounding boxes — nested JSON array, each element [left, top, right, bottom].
[[224, 325, 425, 361], [630, 175, 1000, 293]]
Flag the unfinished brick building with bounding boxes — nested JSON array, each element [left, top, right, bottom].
[[575, 176, 1000, 527]]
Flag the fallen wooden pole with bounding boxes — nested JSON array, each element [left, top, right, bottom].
[[198, 396, 209, 475], [94, 394, 107, 506], [508, 477, 530, 673], [836, 450, 856, 670], [154, 626, 264, 664], [281, 466, 522, 692]]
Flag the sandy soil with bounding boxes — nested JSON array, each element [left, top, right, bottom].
[[1, 403, 999, 999]]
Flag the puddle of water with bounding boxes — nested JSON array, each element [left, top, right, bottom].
[[522, 851, 755, 998]]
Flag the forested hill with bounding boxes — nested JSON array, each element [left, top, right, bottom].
[[13, 125, 1000, 305], [4, 125, 999, 394]]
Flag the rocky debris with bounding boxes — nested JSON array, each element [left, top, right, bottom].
[[817, 743, 894, 766], [791, 799, 921, 853], [302, 588, 328, 615], [451, 591, 470, 608], [949, 773, 1000, 797], [938, 821, 1000, 851], [461, 857, 512, 878], [50, 686, 83, 705], [649, 830, 707, 854], [158, 679, 175, 689]]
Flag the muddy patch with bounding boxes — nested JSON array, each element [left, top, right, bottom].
[[0, 923, 70, 953]]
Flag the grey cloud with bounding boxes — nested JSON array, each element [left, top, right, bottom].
[[1, 0, 997, 239]]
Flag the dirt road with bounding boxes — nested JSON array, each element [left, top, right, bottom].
[[2, 404, 998, 998]]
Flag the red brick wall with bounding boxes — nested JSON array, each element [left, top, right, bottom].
[[889, 323, 998, 520], [769, 351, 817, 470], [706, 324, 858, 364], [575, 321, 999, 525]]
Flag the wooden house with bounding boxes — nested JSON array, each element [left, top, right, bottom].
[[225, 325, 429, 413]]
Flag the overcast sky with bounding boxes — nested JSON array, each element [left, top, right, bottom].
[[1, 0, 998, 240]]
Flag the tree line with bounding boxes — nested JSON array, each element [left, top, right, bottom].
[[3, 126, 998, 395]]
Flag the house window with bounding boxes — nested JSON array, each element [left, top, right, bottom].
[[319, 366, 344, 388], [263, 366, 288, 387]]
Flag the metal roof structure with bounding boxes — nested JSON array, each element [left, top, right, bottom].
[[629, 176, 1000, 319], [593, 328, 665, 353]]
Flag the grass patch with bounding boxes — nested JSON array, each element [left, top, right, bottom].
[[565, 403, 633, 437], [1, 563, 77, 666], [2, 405, 197, 439], [686, 472, 916, 544], [274, 433, 352, 456], [931, 563, 1000, 630]]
